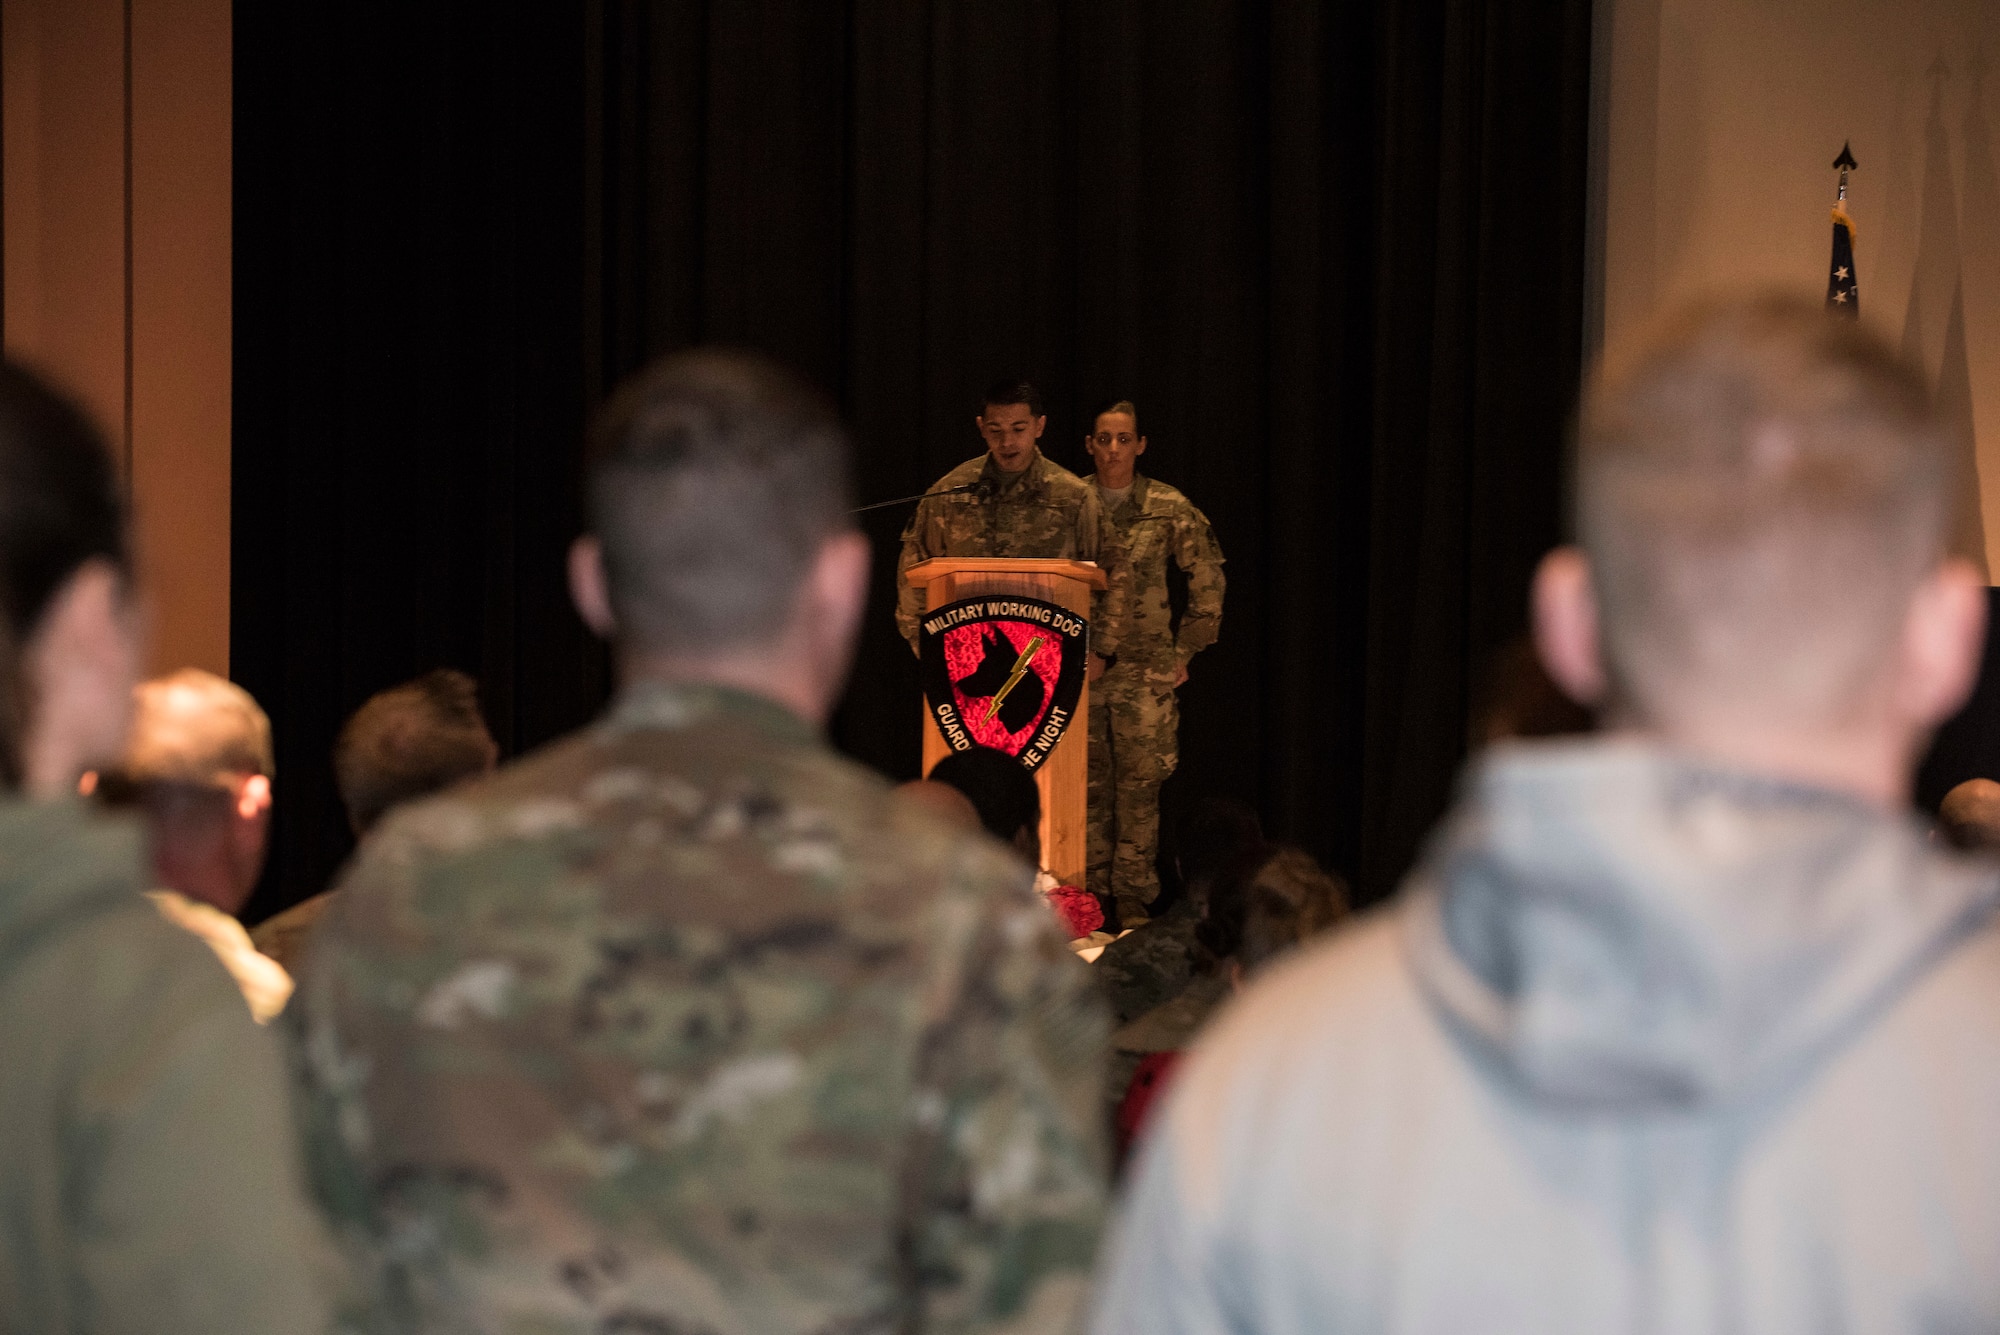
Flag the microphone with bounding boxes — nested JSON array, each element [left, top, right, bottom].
[[851, 479, 993, 514]]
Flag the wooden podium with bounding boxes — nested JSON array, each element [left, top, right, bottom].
[[905, 558, 1107, 886]]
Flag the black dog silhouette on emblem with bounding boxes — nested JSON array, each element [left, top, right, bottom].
[[954, 624, 1046, 733]]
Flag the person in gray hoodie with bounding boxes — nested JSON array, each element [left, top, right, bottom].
[[1092, 294, 2000, 1334]]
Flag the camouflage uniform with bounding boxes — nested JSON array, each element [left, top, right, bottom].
[[1091, 901, 1202, 1027], [291, 680, 1110, 1335], [1085, 475, 1225, 922], [895, 450, 1131, 659], [1105, 971, 1233, 1145]]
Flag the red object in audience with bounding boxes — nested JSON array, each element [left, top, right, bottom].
[[1046, 884, 1103, 939], [1116, 1050, 1185, 1162]]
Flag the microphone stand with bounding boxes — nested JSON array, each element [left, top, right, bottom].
[[851, 481, 987, 514]]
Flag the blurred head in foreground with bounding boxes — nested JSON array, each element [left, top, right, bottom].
[[1535, 294, 1984, 802], [569, 349, 868, 723], [335, 668, 498, 836], [103, 669, 273, 915], [0, 366, 137, 797]]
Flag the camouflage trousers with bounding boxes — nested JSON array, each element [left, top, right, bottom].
[[1086, 665, 1179, 924]]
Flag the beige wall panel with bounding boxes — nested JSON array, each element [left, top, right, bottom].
[[3, 0, 127, 442], [3, 0, 232, 676], [1599, 0, 2000, 575], [1, 0, 43, 356], [131, 0, 231, 677]]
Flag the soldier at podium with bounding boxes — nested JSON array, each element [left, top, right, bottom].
[[895, 379, 1131, 679], [1083, 400, 1225, 927]]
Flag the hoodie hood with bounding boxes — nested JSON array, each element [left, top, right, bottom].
[[0, 799, 146, 963], [1405, 739, 2000, 1111]]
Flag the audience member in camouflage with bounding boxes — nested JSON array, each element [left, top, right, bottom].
[[292, 350, 1110, 1335], [1093, 799, 1263, 1027], [895, 381, 1131, 669], [1095, 903, 1203, 1027], [1106, 847, 1346, 1164], [1080, 403, 1226, 923]]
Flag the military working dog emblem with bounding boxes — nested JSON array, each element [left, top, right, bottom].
[[919, 596, 1088, 770]]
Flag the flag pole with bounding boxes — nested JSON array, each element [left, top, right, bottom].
[[1827, 142, 1860, 317]]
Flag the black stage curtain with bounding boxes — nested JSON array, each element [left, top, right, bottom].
[[233, 0, 1591, 921], [233, 3, 607, 921]]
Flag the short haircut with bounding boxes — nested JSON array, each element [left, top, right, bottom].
[[981, 379, 1044, 418], [1578, 294, 1953, 728], [0, 365, 128, 787], [587, 349, 854, 656], [334, 669, 498, 835], [925, 746, 1040, 842], [1094, 400, 1140, 435], [99, 670, 273, 838], [122, 669, 274, 785]]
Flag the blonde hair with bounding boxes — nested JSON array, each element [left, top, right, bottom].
[[1578, 294, 1951, 728], [123, 668, 274, 785]]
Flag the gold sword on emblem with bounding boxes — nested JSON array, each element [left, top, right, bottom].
[[981, 634, 1048, 725]]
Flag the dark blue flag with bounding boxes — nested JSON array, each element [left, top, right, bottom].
[[1828, 142, 1859, 318]]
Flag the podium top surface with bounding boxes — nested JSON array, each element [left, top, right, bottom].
[[903, 557, 1109, 590]]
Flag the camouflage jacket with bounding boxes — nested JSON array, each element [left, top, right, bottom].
[[292, 680, 1110, 1335], [1093, 900, 1201, 1026], [896, 450, 1132, 659], [1092, 475, 1224, 676]]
